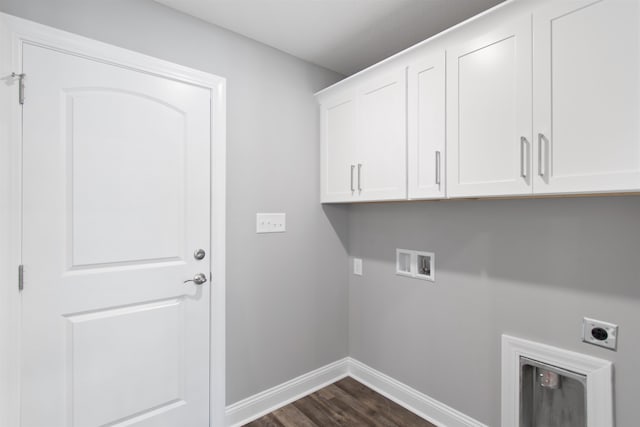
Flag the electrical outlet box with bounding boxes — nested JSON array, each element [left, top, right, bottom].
[[582, 317, 618, 351], [256, 213, 286, 233], [353, 258, 363, 276], [396, 249, 435, 282]]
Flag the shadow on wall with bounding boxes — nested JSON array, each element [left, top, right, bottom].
[[323, 203, 351, 252], [348, 196, 640, 300]]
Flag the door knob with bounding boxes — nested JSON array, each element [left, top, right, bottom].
[[193, 249, 206, 260], [184, 273, 207, 285]]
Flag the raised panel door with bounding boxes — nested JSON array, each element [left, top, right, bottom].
[[21, 43, 211, 427]]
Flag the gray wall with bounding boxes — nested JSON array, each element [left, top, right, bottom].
[[349, 197, 640, 426], [0, 0, 348, 406]]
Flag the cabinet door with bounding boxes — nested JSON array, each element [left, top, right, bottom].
[[320, 93, 357, 203], [533, 0, 640, 194], [356, 67, 407, 201], [447, 16, 533, 197], [408, 51, 446, 199]]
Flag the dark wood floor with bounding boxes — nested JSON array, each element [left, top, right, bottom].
[[244, 377, 436, 427]]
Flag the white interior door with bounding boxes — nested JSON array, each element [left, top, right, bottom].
[[21, 43, 212, 427], [407, 50, 446, 200], [447, 16, 532, 198], [533, 0, 640, 195], [356, 67, 407, 201]]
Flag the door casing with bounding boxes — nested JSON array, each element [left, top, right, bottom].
[[0, 12, 227, 427]]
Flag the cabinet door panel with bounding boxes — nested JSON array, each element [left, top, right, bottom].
[[320, 94, 356, 202], [408, 51, 446, 199], [357, 68, 407, 201], [534, 0, 640, 194], [447, 16, 532, 197]]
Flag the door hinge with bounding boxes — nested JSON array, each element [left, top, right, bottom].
[[18, 264, 24, 291], [11, 72, 25, 105]]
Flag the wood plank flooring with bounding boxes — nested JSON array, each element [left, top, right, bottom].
[[244, 377, 436, 427]]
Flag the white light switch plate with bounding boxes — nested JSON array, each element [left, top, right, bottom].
[[256, 213, 286, 233]]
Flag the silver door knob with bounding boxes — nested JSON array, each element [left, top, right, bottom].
[[184, 273, 207, 285], [194, 249, 206, 260]]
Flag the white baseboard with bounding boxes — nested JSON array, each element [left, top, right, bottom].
[[225, 358, 349, 427], [348, 358, 488, 427], [225, 357, 486, 427]]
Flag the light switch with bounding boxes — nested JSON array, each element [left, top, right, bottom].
[[256, 213, 286, 233]]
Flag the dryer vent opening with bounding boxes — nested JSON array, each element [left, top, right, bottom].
[[520, 357, 587, 427]]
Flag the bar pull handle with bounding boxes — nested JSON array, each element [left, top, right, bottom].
[[435, 151, 441, 185], [350, 165, 355, 192], [520, 137, 528, 179], [538, 133, 545, 177], [357, 164, 362, 192]]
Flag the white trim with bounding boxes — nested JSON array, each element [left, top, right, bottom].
[[225, 359, 350, 427], [210, 41, 228, 427], [225, 357, 487, 427], [0, 14, 23, 427], [501, 335, 613, 427], [348, 358, 487, 427], [0, 12, 227, 427]]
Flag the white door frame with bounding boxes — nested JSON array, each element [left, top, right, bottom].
[[0, 13, 227, 427]]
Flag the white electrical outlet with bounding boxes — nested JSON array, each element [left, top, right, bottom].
[[256, 213, 286, 233], [353, 258, 363, 276], [582, 317, 618, 351]]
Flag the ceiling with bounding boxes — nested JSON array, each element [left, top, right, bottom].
[[155, 0, 506, 76]]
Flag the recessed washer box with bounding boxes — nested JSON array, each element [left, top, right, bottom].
[[396, 249, 435, 282]]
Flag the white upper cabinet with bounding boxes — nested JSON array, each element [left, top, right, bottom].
[[533, 0, 640, 195], [319, 67, 407, 203], [447, 15, 533, 198], [317, 0, 640, 203], [320, 91, 357, 203], [356, 67, 407, 202], [407, 50, 446, 199]]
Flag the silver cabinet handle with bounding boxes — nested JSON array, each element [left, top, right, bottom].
[[520, 137, 528, 178], [350, 165, 355, 192], [357, 164, 362, 192], [435, 151, 441, 185], [538, 133, 545, 177], [184, 273, 207, 285]]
